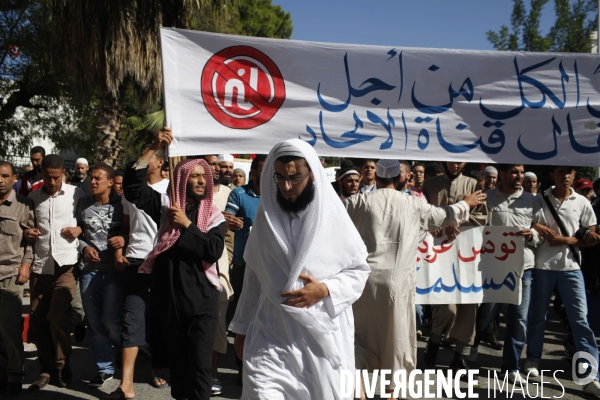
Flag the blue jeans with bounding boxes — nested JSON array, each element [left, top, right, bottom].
[[80, 270, 123, 374], [526, 269, 599, 381], [474, 269, 532, 372]]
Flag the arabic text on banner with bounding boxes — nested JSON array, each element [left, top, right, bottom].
[[416, 226, 524, 305], [161, 28, 600, 165]]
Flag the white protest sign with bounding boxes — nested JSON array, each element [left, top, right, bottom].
[[161, 28, 600, 165], [415, 226, 524, 305]]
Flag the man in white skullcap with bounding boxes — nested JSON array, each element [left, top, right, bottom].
[[231, 139, 371, 399], [345, 160, 486, 398], [523, 172, 538, 195], [483, 166, 498, 191], [218, 154, 235, 188], [72, 158, 92, 195]]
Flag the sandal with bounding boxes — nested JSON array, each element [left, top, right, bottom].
[[150, 376, 168, 389], [104, 387, 135, 400]]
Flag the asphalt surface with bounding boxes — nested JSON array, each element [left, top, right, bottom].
[[12, 296, 600, 400]]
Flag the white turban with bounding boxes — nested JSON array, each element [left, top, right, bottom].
[[524, 172, 537, 179], [218, 153, 235, 163], [75, 158, 89, 166], [376, 159, 400, 178], [483, 166, 497, 176]]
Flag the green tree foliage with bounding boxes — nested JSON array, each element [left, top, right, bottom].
[[190, 0, 292, 39], [487, 0, 598, 52]]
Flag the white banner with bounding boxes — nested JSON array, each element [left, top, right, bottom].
[[161, 28, 600, 165], [416, 226, 524, 305]]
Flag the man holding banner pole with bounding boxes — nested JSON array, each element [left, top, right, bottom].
[[468, 163, 540, 382]]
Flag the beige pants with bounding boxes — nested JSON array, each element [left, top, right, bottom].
[[430, 303, 477, 355], [0, 275, 24, 382]]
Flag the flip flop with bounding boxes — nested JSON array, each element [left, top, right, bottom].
[[150, 376, 168, 389], [104, 387, 135, 400]]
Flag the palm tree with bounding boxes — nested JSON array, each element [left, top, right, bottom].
[[44, 0, 233, 166]]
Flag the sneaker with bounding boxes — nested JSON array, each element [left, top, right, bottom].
[[211, 378, 223, 396], [424, 339, 440, 368], [466, 346, 478, 363], [524, 360, 539, 377], [89, 372, 113, 387], [584, 380, 600, 397], [505, 371, 521, 384]]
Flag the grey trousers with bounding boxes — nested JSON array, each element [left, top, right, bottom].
[[0, 275, 24, 382], [70, 281, 85, 327], [430, 303, 478, 355]]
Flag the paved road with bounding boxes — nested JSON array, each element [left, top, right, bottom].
[[14, 299, 599, 400]]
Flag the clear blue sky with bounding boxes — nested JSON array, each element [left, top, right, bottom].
[[271, 0, 558, 50]]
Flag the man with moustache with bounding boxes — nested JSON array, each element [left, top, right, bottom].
[[231, 139, 370, 400], [421, 161, 487, 373], [27, 155, 84, 391], [469, 164, 540, 382], [397, 160, 426, 201], [0, 161, 35, 396], [523, 172, 538, 195], [411, 162, 426, 190], [76, 164, 125, 387], [125, 129, 226, 399], [18, 146, 45, 196], [339, 166, 361, 200], [483, 166, 498, 191], [359, 159, 377, 193], [218, 154, 235, 188], [71, 158, 92, 195]]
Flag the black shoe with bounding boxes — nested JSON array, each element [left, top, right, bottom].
[[74, 324, 86, 343], [449, 358, 469, 380], [28, 376, 50, 391], [424, 339, 440, 368], [237, 370, 243, 386], [483, 334, 503, 350], [89, 372, 113, 387], [6, 382, 22, 396], [49, 374, 67, 389], [0, 381, 7, 392]]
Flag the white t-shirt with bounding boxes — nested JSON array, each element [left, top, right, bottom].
[[122, 180, 169, 259], [533, 187, 597, 271]]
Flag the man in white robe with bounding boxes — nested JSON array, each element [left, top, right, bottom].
[[344, 160, 486, 397], [231, 139, 370, 400]]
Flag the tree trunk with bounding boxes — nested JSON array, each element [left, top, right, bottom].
[[94, 92, 123, 167]]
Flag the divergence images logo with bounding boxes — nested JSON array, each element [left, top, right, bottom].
[[201, 46, 286, 130], [572, 351, 599, 385]]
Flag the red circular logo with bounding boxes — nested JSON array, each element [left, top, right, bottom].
[[201, 46, 286, 129]]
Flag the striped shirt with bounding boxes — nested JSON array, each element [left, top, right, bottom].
[[29, 183, 84, 274]]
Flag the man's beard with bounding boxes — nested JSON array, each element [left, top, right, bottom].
[[340, 185, 356, 198], [220, 175, 233, 186], [444, 166, 463, 180], [276, 181, 315, 214], [186, 182, 207, 203]]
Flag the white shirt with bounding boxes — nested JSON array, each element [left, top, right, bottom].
[[29, 184, 84, 274], [533, 186, 596, 271], [122, 180, 169, 259], [150, 179, 169, 195]]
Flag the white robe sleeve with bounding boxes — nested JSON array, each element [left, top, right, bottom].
[[322, 258, 370, 318], [230, 265, 261, 335], [419, 200, 470, 231]]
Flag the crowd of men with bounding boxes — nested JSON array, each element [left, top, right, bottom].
[[0, 130, 600, 399]]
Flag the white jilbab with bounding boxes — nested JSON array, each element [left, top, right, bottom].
[[231, 139, 370, 400], [344, 162, 471, 379]]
